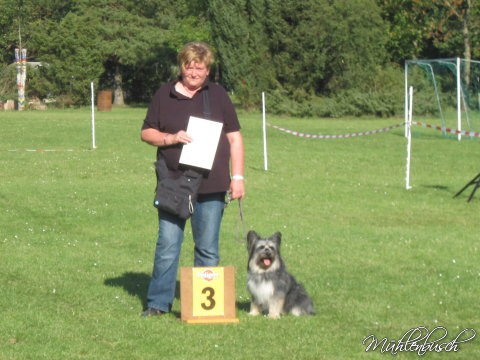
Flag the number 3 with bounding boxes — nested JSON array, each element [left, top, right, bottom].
[[201, 287, 216, 310]]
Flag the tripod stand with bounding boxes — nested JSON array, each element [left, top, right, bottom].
[[454, 172, 480, 202]]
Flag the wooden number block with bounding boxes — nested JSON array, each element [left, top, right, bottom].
[[180, 266, 239, 324]]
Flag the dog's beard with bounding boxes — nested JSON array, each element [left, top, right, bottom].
[[249, 251, 279, 273]]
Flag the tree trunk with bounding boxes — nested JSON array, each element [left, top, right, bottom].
[[113, 64, 125, 106], [463, 0, 472, 86]]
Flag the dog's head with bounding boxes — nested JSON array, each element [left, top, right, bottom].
[[247, 230, 283, 273]]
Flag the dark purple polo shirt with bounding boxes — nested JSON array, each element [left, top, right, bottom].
[[142, 80, 241, 194]]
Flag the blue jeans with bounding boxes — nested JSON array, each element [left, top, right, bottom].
[[146, 193, 225, 312]]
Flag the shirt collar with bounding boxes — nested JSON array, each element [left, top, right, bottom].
[[170, 79, 210, 99]]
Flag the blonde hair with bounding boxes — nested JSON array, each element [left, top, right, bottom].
[[177, 42, 214, 73]]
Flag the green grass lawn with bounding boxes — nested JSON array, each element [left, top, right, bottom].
[[1, 107, 479, 359]]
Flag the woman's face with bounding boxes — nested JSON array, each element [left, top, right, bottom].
[[182, 61, 209, 90]]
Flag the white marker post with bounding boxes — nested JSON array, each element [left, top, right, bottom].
[[456, 57, 462, 141], [262, 92, 268, 171], [405, 86, 413, 190], [91, 82, 96, 149]]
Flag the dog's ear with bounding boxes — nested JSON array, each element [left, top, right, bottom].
[[247, 230, 260, 241], [247, 231, 259, 253], [271, 232, 282, 247]]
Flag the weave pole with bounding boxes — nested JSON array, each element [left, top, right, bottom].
[[262, 92, 268, 171], [405, 86, 413, 190], [91, 82, 96, 149]]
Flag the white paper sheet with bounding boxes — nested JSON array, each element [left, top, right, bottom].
[[179, 116, 223, 170]]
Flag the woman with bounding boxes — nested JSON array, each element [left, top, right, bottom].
[[140, 42, 245, 316]]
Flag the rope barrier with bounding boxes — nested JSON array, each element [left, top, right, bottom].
[[268, 121, 480, 139], [267, 122, 404, 139], [5, 149, 92, 152], [412, 121, 480, 138]]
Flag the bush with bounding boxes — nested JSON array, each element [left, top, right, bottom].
[[0, 64, 17, 102], [267, 88, 314, 117], [266, 63, 405, 118]]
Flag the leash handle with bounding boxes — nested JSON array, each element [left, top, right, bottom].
[[236, 198, 247, 243]]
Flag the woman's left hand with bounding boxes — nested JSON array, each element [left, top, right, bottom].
[[229, 179, 245, 200]]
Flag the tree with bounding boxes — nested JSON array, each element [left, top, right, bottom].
[[0, 0, 73, 63], [421, 0, 480, 84], [263, 0, 329, 94], [71, 0, 167, 105], [1, 0, 211, 105], [29, 12, 105, 103], [7, 0, 477, 116], [0, 0, 77, 102], [264, 0, 388, 94], [324, 0, 389, 92], [378, 0, 480, 88], [376, 0, 431, 61], [0, 0, 20, 65], [207, 0, 390, 113], [378, 0, 480, 61], [207, 0, 275, 107], [415, 0, 478, 62]]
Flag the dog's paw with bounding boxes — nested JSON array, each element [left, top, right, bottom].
[[249, 302, 262, 316], [290, 308, 303, 316], [249, 309, 260, 316], [268, 312, 281, 319]]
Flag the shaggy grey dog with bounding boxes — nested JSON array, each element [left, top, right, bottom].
[[246, 231, 315, 319]]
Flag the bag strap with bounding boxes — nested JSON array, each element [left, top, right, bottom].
[[202, 88, 211, 119]]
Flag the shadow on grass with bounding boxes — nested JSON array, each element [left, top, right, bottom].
[[422, 183, 479, 200], [422, 184, 450, 191], [236, 300, 250, 313], [105, 272, 249, 317], [104, 272, 150, 310], [104, 273, 182, 316]]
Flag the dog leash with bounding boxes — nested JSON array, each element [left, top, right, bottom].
[[236, 198, 247, 242], [225, 194, 247, 243]]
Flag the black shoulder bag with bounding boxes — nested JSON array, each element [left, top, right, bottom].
[[153, 90, 210, 219]]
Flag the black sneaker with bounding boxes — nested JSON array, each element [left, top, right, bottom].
[[141, 308, 165, 317]]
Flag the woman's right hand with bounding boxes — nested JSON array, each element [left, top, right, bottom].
[[170, 130, 192, 145]]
